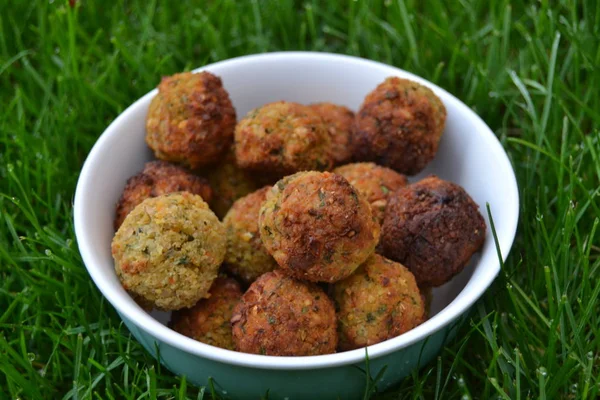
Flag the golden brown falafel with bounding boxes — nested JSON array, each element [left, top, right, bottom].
[[333, 162, 408, 225], [146, 71, 236, 169], [204, 148, 259, 219], [114, 160, 212, 230], [235, 101, 333, 177], [310, 102, 355, 166], [354, 77, 446, 175], [259, 171, 380, 283], [231, 270, 337, 356], [223, 186, 279, 284], [170, 276, 242, 350], [333, 254, 424, 351], [111, 192, 225, 310], [380, 176, 486, 287]]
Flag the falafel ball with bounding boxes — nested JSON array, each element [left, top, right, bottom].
[[170, 276, 242, 350], [223, 187, 279, 283], [380, 176, 486, 287], [333, 162, 408, 225], [114, 160, 212, 230], [204, 148, 259, 219], [333, 254, 424, 351], [354, 77, 446, 175], [111, 192, 226, 310], [146, 71, 236, 169], [231, 270, 337, 356], [259, 171, 380, 283], [235, 101, 333, 177], [310, 102, 355, 166]]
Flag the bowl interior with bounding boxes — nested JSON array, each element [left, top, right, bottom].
[[74, 52, 518, 368]]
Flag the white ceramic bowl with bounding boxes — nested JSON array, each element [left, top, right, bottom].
[[74, 52, 519, 400]]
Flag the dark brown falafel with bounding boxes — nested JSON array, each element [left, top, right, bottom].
[[231, 270, 337, 356], [146, 71, 236, 169], [114, 160, 212, 230], [259, 171, 380, 283], [223, 187, 279, 283], [333, 254, 424, 351], [310, 102, 355, 166], [333, 162, 408, 225], [354, 77, 446, 175], [170, 276, 242, 350], [380, 176, 486, 287], [235, 101, 333, 177]]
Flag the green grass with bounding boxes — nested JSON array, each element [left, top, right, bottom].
[[1, 0, 599, 398]]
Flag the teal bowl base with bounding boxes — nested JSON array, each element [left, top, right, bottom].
[[120, 312, 465, 400]]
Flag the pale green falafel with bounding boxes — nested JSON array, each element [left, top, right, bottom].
[[111, 192, 226, 310]]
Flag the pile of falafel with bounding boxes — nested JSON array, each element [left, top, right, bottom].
[[111, 71, 486, 356]]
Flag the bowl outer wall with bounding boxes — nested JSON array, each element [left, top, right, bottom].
[[120, 310, 465, 400], [74, 52, 519, 372]]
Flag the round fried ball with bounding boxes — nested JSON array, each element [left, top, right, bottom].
[[204, 148, 259, 219], [231, 270, 337, 356], [333, 162, 408, 225], [223, 187, 278, 284], [170, 276, 242, 350], [235, 101, 333, 177], [111, 192, 226, 310], [380, 176, 486, 287], [259, 171, 380, 283], [333, 254, 424, 351], [114, 160, 212, 230], [310, 102, 355, 166], [146, 71, 236, 169], [354, 77, 446, 175]]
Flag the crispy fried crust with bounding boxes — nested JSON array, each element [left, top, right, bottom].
[[310, 102, 355, 166], [334, 162, 408, 225], [223, 187, 278, 283], [146, 71, 236, 169], [333, 254, 424, 351], [231, 270, 337, 356], [259, 171, 380, 283], [235, 101, 333, 177], [354, 77, 446, 175], [380, 176, 486, 287], [170, 276, 242, 350], [114, 160, 212, 230]]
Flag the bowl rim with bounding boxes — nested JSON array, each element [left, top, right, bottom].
[[74, 51, 519, 370]]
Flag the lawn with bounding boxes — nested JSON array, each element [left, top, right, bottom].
[[1, 0, 599, 398]]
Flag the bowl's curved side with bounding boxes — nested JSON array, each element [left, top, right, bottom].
[[74, 51, 519, 372], [120, 310, 458, 400]]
